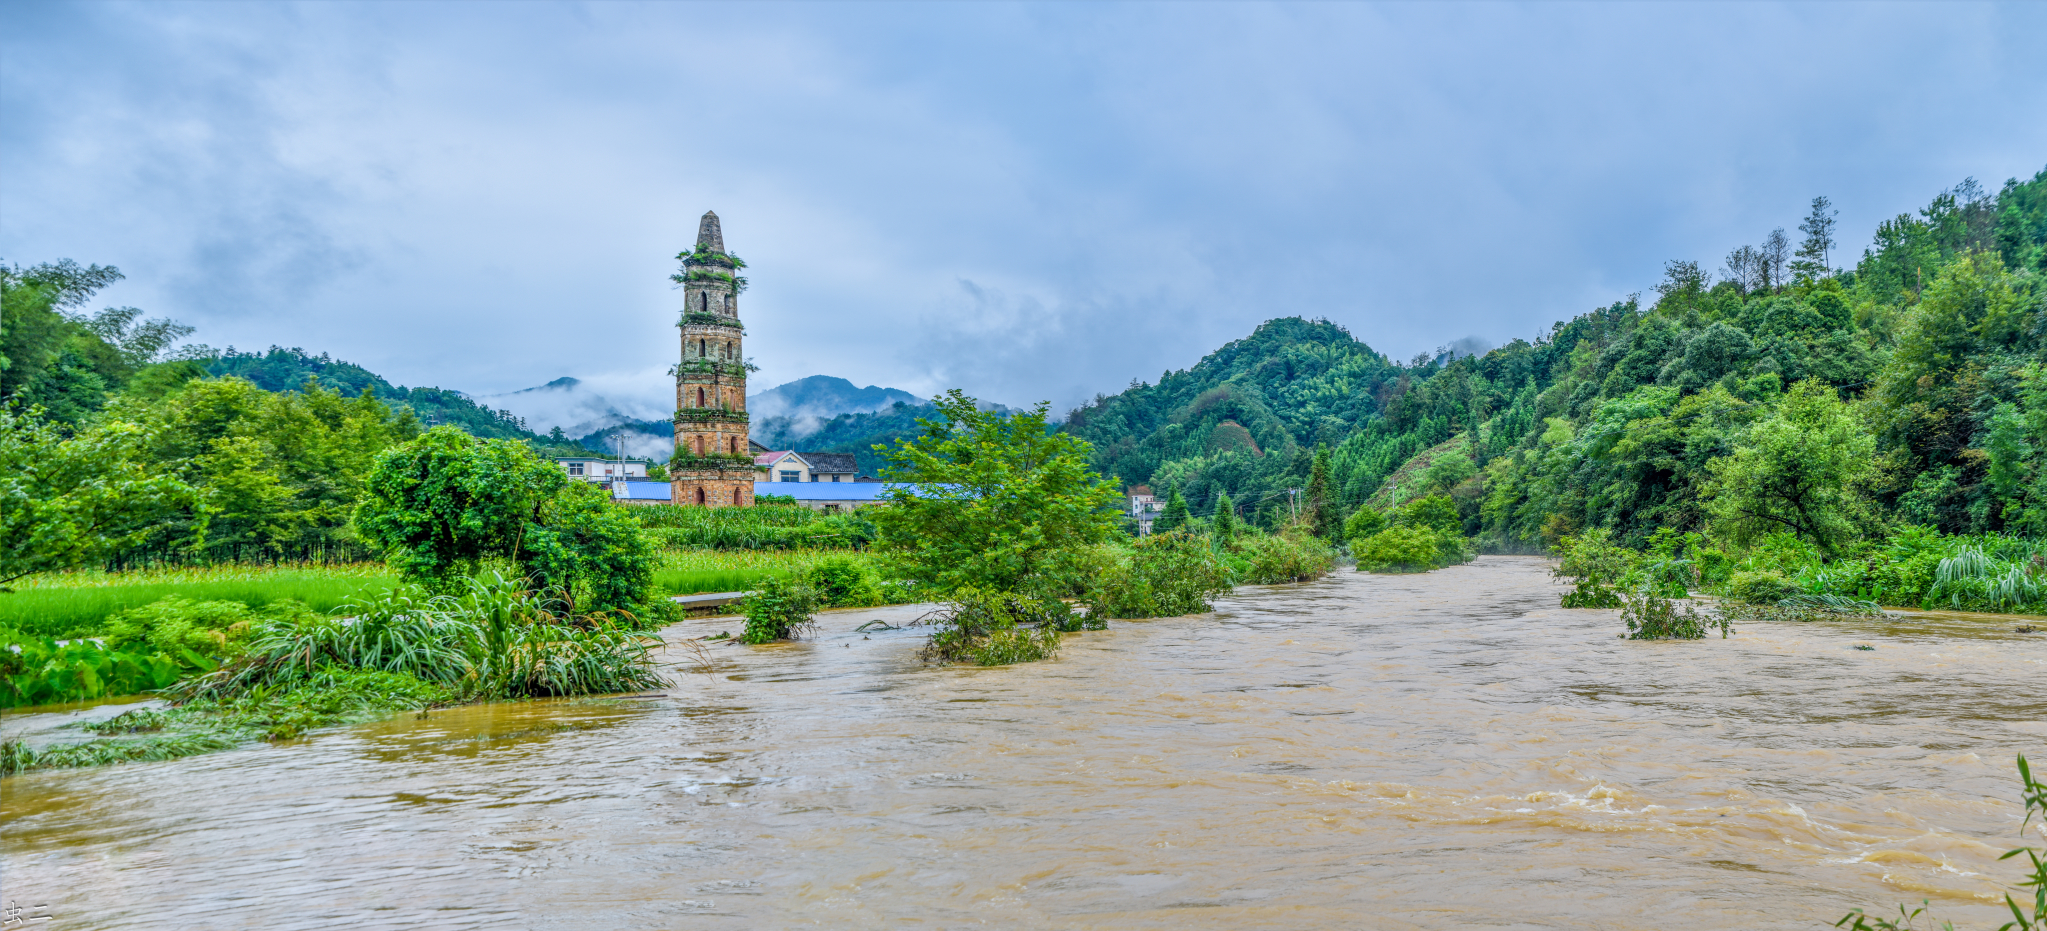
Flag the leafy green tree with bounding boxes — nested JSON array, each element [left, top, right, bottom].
[[1391, 494, 1461, 535], [1085, 533, 1233, 618], [358, 427, 655, 610], [871, 389, 1122, 595], [1305, 444, 1339, 538], [1154, 487, 1189, 534], [1701, 379, 1875, 554], [1354, 525, 1467, 573], [0, 408, 195, 588], [356, 427, 570, 586], [1421, 450, 1475, 495], [1792, 195, 1838, 280], [1, 260, 122, 400], [1, 261, 199, 425], [114, 375, 419, 563], [1344, 505, 1386, 541], [521, 482, 654, 614], [1212, 490, 1239, 545]]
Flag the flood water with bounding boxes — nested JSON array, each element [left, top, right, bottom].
[[4, 556, 2045, 929]]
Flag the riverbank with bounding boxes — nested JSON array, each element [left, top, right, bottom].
[[5, 556, 2042, 929], [0, 549, 868, 639]]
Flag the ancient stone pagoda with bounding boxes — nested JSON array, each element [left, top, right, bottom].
[[669, 210, 758, 508]]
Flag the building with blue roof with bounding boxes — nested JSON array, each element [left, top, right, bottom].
[[610, 480, 675, 503], [754, 480, 896, 513]]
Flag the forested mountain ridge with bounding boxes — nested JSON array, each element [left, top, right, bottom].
[[1065, 167, 2047, 547], [208, 346, 536, 441]]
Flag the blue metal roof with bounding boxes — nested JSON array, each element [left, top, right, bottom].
[[753, 481, 896, 502], [613, 482, 675, 501]]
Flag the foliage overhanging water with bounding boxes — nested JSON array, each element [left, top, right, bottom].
[[3, 557, 2043, 929]]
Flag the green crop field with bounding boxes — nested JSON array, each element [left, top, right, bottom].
[[0, 565, 401, 638]]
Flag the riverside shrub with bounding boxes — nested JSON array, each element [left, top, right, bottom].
[[1723, 569, 1799, 605], [806, 556, 881, 608], [1085, 533, 1232, 619], [1355, 526, 1467, 573], [1553, 529, 1634, 608], [0, 632, 184, 709], [1230, 530, 1337, 584], [168, 573, 666, 701], [741, 576, 818, 643], [918, 588, 1070, 666], [1343, 506, 1387, 543]]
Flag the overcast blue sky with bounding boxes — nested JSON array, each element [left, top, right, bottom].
[[4, 2, 2044, 423]]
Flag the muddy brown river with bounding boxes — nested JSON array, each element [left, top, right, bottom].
[[4, 557, 2045, 929]]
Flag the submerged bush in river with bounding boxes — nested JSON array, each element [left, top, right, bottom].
[[1085, 533, 1233, 618], [1553, 529, 1633, 607], [918, 589, 1072, 666], [1230, 531, 1337, 583], [1, 665, 453, 774], [740, 576, 819, 643], [1355, 526, 1467, 574]]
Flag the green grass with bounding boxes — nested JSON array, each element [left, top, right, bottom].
[[653, 567, 786, 596], [0, 566, 400, 638], [631, 503, 875, 549], [650, 549, 883, 597]]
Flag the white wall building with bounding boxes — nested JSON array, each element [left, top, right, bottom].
[[555, 457, 651, 482], [1127, 485, 1159, 536], [751, 451, 860, 484]]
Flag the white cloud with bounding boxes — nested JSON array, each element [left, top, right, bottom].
[[5, 2, 2044, 414]]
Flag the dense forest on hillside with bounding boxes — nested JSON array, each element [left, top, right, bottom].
[[1066, 169, 2047, 551], [207, 346, 538, 441], [9, 166, 2045, 587], [0, 274, 603, 565], [759, 402, 931, 474]]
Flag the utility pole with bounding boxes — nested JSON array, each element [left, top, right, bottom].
[[613, 427, 628, 489]]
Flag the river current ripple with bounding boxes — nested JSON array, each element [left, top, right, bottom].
[[4, 556, 2045, 929]]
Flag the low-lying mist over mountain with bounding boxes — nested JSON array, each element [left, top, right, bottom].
[[478, 373, 934, 460], [748, 376, 924, 448], [477, 376, 672, 460]]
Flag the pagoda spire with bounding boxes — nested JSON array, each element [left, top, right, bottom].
[[696, 210, 725, 254]]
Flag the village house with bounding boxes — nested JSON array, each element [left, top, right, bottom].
[[752, 450, 859, 484], [555, 457, 651, 482], [1126, 485, 1159, 536]]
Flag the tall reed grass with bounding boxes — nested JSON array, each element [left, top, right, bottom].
[[168, 572, 665, 702], [632, 503, 876, 550], [651, 549, 881, 595]]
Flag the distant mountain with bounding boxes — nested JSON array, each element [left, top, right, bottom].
[[763, 401, 933, 476], [747, 375, 924, 447], [479, 376, 641, 437], [204, 353, 980, 468], [574, 418, 674, 462]]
